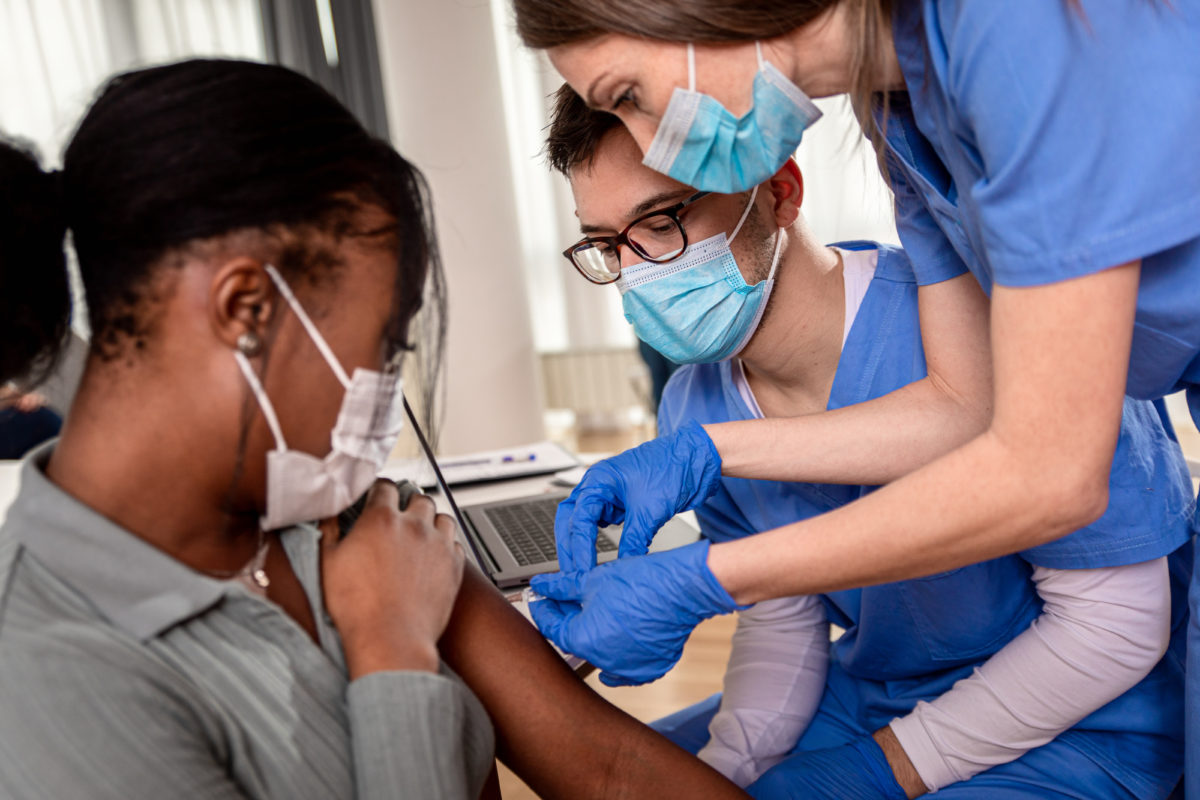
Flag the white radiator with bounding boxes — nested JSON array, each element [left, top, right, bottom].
[[540, 348, 649, 417]]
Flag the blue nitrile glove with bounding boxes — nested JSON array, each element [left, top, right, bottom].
[[747, 736, 909, 800], [529, 539, 744, 686], [554, 420, 722, 574]]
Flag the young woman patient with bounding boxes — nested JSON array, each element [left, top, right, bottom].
[[0, 60, 746, 800]]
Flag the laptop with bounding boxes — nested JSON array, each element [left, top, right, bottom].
[[400, 397, 694, 588], [458, 491, 623, 587]]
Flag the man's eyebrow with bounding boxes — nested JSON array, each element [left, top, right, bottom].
[[628, 189, 694, 219], [577, 190, 695, 236]]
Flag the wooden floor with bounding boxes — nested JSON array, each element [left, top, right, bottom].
[[496, 614, 737, 800]]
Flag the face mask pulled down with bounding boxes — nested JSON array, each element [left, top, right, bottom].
[[642, 42, 823, 195], [618, 187, 784, 365], [234, 264, 404, 531]]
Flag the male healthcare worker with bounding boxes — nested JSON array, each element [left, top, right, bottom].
[[533, 86, 1192, 799]]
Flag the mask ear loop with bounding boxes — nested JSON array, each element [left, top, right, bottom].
[[687, 43, 696, 92], [727, 185, 760, 245], [765, 226, 785, 281], [234, 350, 289, 453], [755, 41, 765, 71], [263, 264, 353, 390]]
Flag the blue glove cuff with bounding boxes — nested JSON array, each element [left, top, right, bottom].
[[849, 735, 909, 800], [687, 539, 751, 615], [676, 419, 723, 509]]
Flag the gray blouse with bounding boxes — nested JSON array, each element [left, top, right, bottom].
[[0, 446, 494, 799]]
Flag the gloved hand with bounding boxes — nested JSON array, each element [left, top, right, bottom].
[[554, 419, 722, 573], [529, 539, 745, 686], [747, 736, 909, 800]]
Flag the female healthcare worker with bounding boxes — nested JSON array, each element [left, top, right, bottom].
[[511, 0, 1200, 795], [544, 84, 1190, 798]]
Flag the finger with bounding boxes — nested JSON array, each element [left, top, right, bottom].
[[363, 479, 400, 510], [400, 490, 437, 522], [316, 517, 340, 551], [616, 510, 657, 559], [529, 570, 586, 602], [432, 511, 458, 540], [553, 495, 583, 573], [528, 597, 581, 652], [598, 670, 645, 688], [394, 479, 421, 511], [566, 493, 616, 571]]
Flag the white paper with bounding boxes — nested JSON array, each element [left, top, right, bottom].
[[381, 440, 580, 489]]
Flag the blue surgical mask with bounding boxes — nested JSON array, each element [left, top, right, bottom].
[[617, 187, 783, 364], [642, 42, 822, 195]]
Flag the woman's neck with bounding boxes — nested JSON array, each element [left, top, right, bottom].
[[45, 363, 263, 574]]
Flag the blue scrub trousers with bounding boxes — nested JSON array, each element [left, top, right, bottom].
[[1189, 559, 1199, 800], [1186, 388, 1200, 800], [653, 690, 1158, 799]]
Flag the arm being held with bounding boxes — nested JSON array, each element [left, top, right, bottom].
[[440, 563, 749, 800]]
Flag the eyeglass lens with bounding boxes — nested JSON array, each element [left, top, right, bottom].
[[573, 212, 686, 282]]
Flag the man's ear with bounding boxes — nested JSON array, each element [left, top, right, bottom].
[[766, 157, 804, 227], [209, 258, 277, 349]]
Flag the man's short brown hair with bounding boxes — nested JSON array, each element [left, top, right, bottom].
[[545, 83, 624, 176]]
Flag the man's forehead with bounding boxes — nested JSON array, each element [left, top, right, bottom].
[[573, 129, 694, 231]]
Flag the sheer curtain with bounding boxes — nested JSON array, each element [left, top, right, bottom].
[[0, 0, 265, 168], [1, 0, 265, 406]]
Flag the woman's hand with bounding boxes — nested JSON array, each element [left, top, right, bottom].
[[321, 479, 465, 678]]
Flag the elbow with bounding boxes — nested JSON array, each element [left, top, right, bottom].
[[928, 370, 994, 439], [1012, 454, 1111, 546], [1047, 472, 1109, 534]]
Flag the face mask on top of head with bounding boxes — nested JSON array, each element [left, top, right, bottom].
[[642, 42, 823, 195], [234, 264, 404, 531], [617, 185, 784, 364]]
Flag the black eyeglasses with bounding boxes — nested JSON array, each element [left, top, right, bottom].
[[563, 191, 711, 284]]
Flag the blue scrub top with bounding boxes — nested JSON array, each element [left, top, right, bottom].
[[886, 0, 1200, 406], [658, 242, 1192, 794]]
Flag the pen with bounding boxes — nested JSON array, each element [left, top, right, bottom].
[[440, 453, 538, 468]]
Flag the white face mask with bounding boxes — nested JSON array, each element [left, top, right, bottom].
[[234, 264, 404, 530]]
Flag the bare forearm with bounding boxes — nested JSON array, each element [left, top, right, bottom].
[[439, 566, 747, 800], [709, 429, 1106, 603], [706, 374, 990, 486], [711, 266, 1139, 603]]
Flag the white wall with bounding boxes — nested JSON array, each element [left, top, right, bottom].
[[369, 3, 898, 453], [370, 0, 544, 455]]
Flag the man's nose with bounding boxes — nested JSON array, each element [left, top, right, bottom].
[[618, 242, 645, 270]]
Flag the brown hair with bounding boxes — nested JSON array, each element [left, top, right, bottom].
[[545, 84, 624, 176], [512, 0, 894, 160]]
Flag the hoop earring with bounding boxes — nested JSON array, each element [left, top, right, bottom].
[[236, 331, 263, 356]]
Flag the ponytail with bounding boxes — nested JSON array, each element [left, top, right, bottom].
[[0, 139, 70, 388]]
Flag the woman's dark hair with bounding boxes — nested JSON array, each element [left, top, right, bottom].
[[0, 140, 70, 388], [0, 59, 445, 429]]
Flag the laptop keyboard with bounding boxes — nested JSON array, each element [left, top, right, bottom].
[[485, 496, 618, 567]]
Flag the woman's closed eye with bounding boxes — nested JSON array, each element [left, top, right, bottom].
[[611, 88, 637, 112]]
